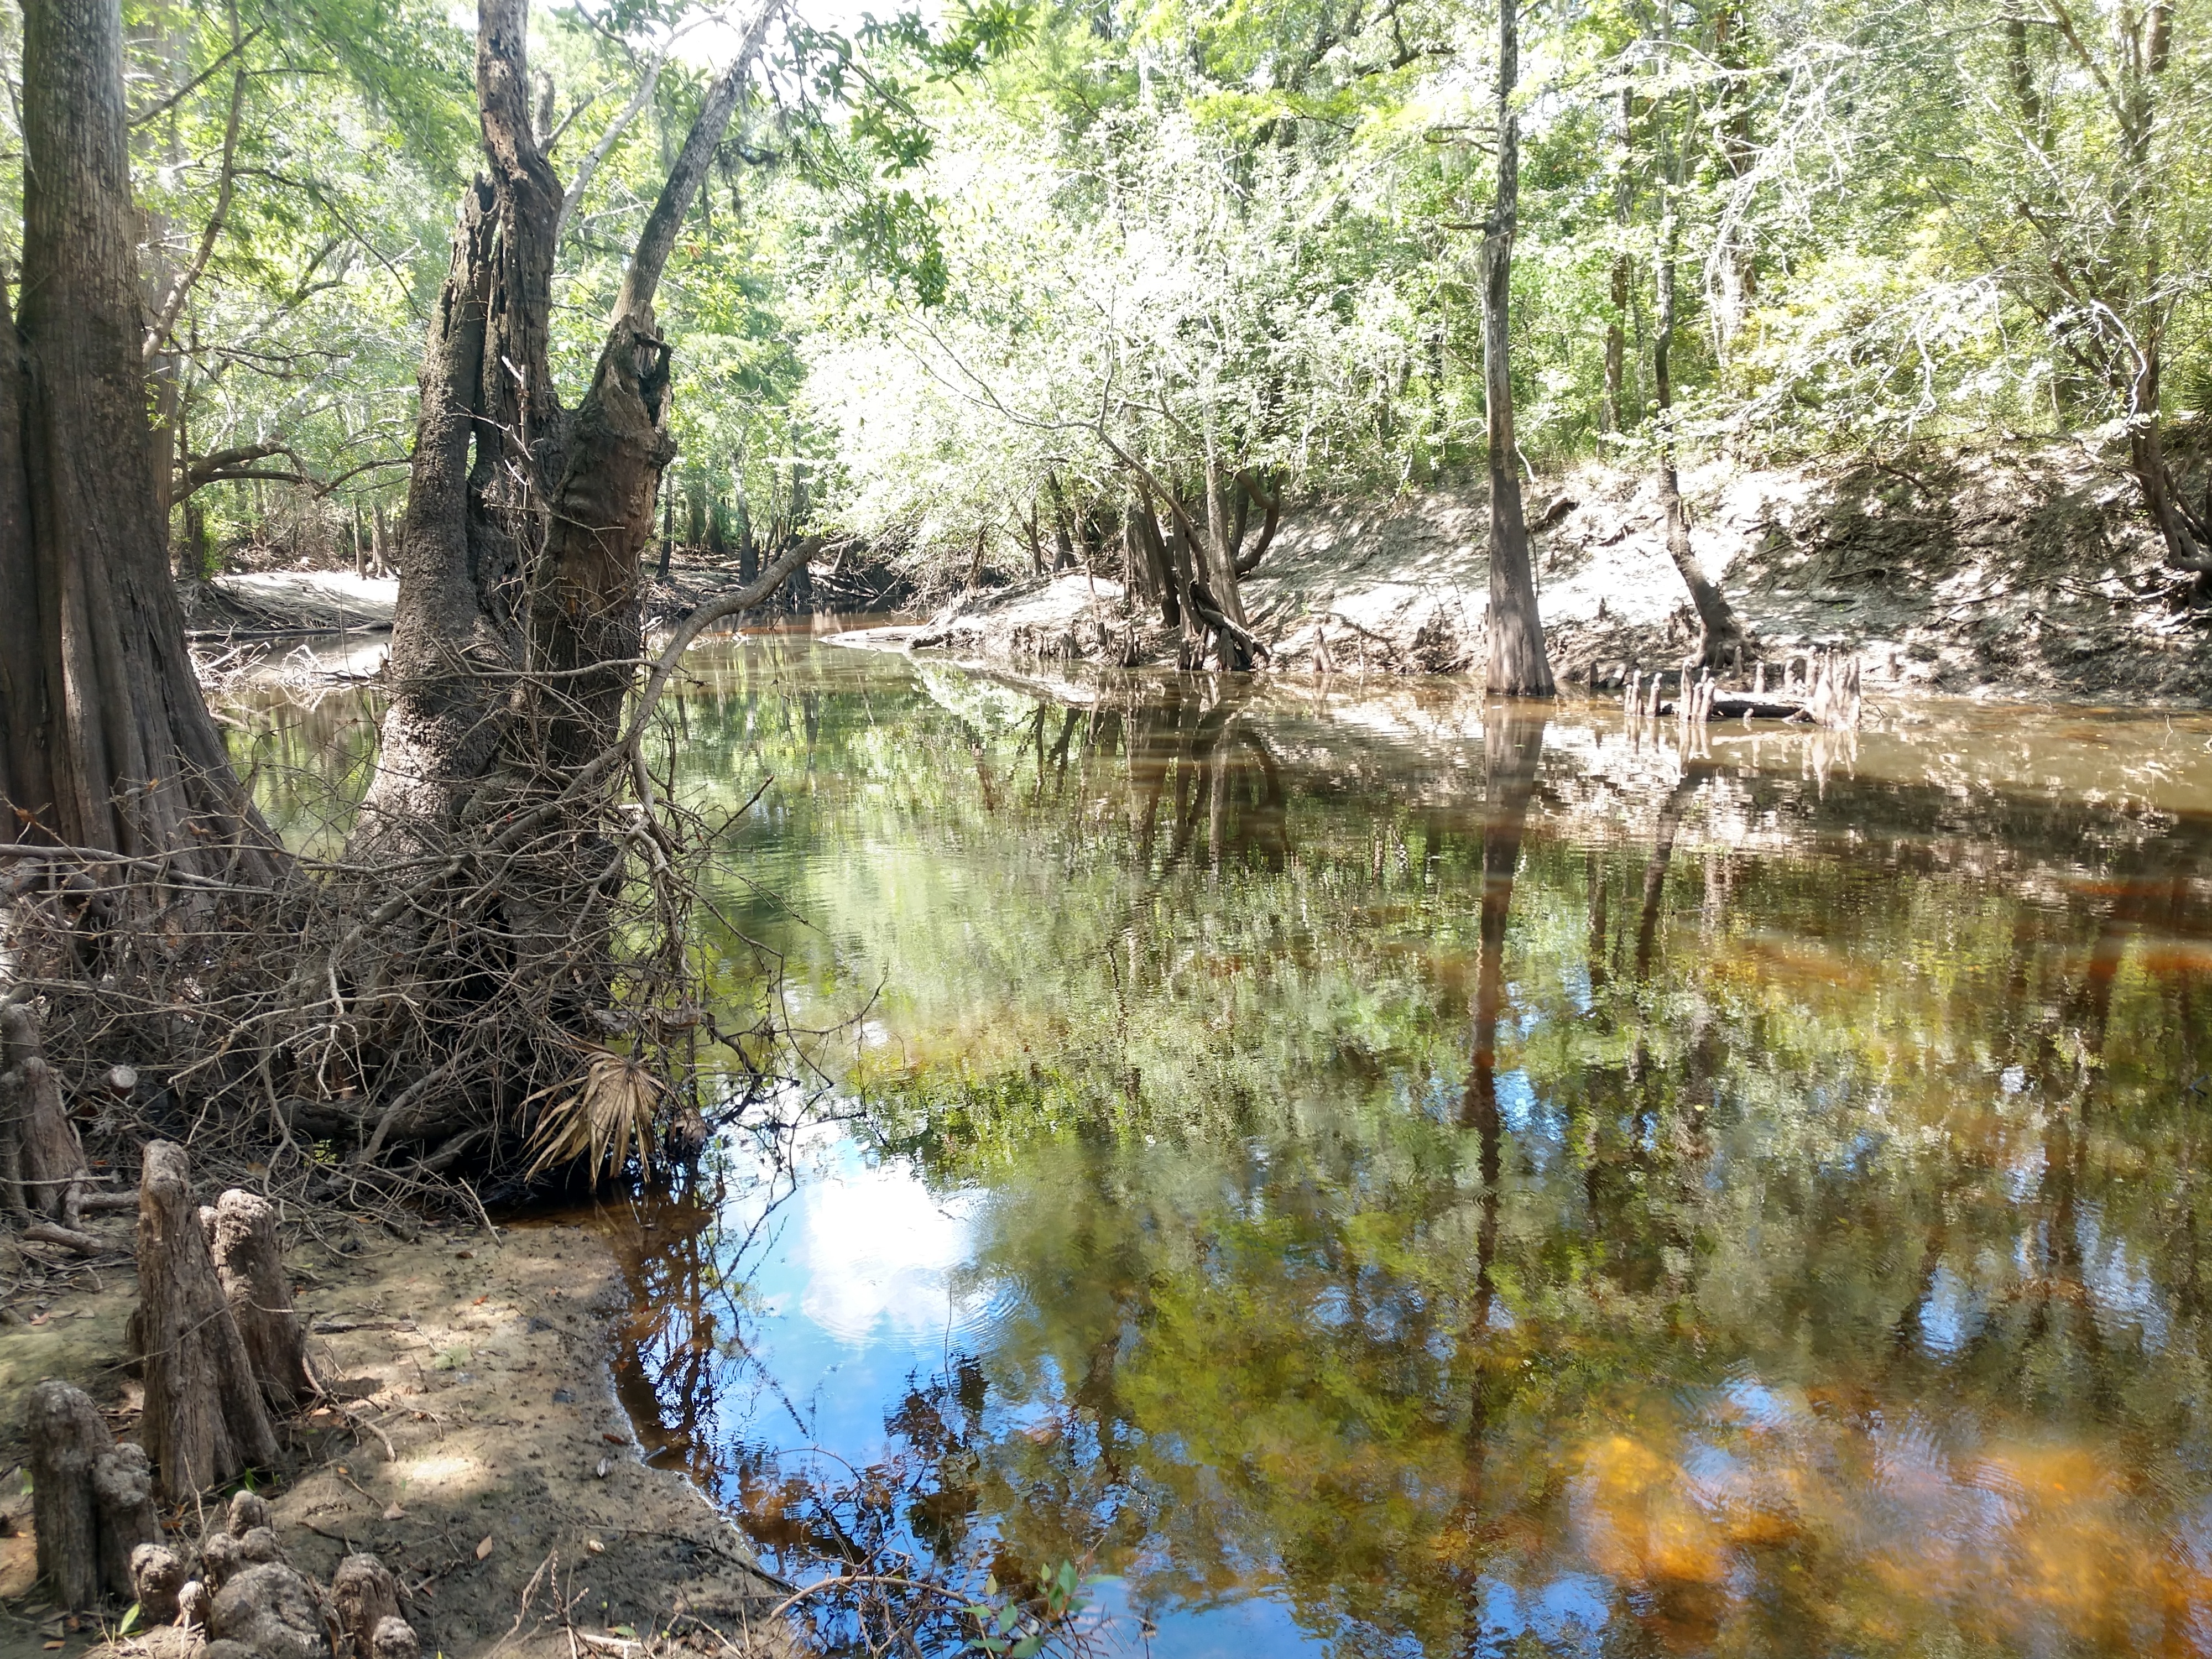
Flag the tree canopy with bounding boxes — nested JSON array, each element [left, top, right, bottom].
[[0, 0, 2201, 592]]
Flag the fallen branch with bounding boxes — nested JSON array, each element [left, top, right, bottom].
[[22, 1220, 103, 1256]]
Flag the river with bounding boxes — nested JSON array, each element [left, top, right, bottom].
[[237, 632, 2212, 1657]]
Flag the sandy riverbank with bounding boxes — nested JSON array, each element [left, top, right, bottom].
[[0, 1209, 782, 1658], [899, 440, 2212, 705]]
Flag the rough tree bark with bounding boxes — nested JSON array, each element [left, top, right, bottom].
[[208, 1187, 316, 1410], [519, 30, 761, 773], [135, 1141, 279, 1498], [27, 1379, 158, 1608], [0, 0, 278, 883], [1478, 0, 1554, 697], [349, 0, 560, 853], [330, 1554, 402, 1659]]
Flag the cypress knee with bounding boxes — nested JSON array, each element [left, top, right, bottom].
[[330, 1554, 400, 1659], [27, 1379, 156, 1607], [131, 1543, 186, 1624], [209, 1189, 315, 1409], [135, 1141, 278, 1498], [1, 1004, 86, 1218]]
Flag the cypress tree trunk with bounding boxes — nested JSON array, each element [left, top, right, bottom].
[[1479, 0, 1554, 697], [351, 0, 561, 852], [0, 0, 277, 884], [519, 34, 757, 771]]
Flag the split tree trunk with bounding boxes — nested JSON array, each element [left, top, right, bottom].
[[0, 0, 278, 884], [350, 0, 562, 852], [135, 1141, 279, 1498], [1478, 0, 1554, 697], [518, 32, 757, 773], [27, 1379, 158, 1608]]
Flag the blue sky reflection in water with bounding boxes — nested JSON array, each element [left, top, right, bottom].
[[544, 635, 2212, 1659]]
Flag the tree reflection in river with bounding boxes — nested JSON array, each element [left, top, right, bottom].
[[514, 639, 2212, 1656]]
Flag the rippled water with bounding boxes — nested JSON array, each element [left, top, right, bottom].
[[238, 635, 2212, 1656]]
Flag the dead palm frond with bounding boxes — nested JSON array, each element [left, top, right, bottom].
[[521, 1041, 665, 1181]]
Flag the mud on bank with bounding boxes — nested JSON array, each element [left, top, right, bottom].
[[896, 440, 2212, 703], [0, 1212, 785, 1659]]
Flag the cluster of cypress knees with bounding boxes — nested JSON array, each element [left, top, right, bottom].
[[27, 1140, 422, 1657]]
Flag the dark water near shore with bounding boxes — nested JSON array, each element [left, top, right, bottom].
[[238, 638, 2212, 1657]]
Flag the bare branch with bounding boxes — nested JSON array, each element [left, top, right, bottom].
[[143, 48, 249, 362]]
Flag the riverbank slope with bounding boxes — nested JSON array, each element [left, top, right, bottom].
[[904, 440, 2210, 703]]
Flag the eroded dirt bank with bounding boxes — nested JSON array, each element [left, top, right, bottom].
[[899, 440, 2212, 703], [0, 1213, 783, 1658]]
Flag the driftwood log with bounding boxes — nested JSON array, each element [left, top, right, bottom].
[[208, 1188, 316, 1409], [135, 1141, 278, 1496], [0, 1003, 85, 1219], [26, 1379, 157, 1608]]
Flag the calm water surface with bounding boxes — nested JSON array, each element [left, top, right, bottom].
[[245, 637, 2212, 1656]]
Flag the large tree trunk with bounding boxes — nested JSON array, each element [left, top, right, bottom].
[[518, 36, 757, 773], [351, 0, 561, 853], [0, 0, 276, 884], [1479, 0, 1554, 697], [1653, 196, 1746, 664], [329, 0, 776, 1167]]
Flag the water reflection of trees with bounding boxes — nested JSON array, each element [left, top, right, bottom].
[[601, 649, 2212, 1656]]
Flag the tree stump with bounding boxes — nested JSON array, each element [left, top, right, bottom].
[[26, 1379, 157, 1607], [208, 1190, 315, 1409], [1, 1004, 85, 1219], [135, 1141, 278, 1497]]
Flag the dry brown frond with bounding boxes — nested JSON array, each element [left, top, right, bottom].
[[522, 1042, 666, 1181]]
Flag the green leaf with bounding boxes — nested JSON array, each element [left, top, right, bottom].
[[117, 1603, 142, 1637], [995, 1603, 1018, 1634], [1010, 1638, 1042, 1658]]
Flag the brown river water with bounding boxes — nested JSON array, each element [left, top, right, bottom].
[[237, 633, 2212, 1657]]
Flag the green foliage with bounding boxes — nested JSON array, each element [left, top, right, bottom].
[[6, 0, 2206, 579]]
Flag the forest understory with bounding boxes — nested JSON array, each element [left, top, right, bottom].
[[899, 437, 2212, 705]]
